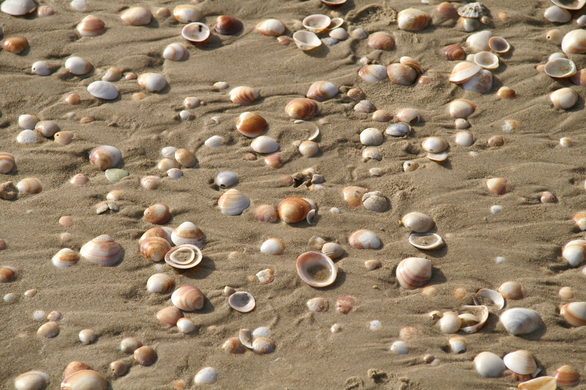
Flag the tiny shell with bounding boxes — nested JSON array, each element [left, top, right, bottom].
[[500, 308, 542, 335], [228, 291, 255, 312], [172, 285, 205, 311], [293, 30, 321, 51], [474, 352, 506, 378], [307, 81, 338, 101], [216, 15, 243, 35], [194, 367, 218, 384], [87, 81, 119, 100], [163, 43, 189, 61], [296, 251, 337, 287], [549, 87, 578, 110], [560, 301, 586, 326], [173, 5, 202, 23], [236, 112, 268, 138], [229, 86, 259, 105], [396, 257, 432, 289], [109, 360, 129, 378], [218, 189, 250, 216], [367, 32, 395, 50], [408, 233, 444, 250], [307, 297, 329, 312], [164, 244, 203, 269], [134, 346, 157, 366], [336, 295, 357, 314], [256, 19, 285, 36], [76, 15, 106, 36], [51, 248, 80, 268], [181, 22, 210, 43], [260, 238, 285, 255], [397, 8, 432, 31], [146, 273, 174, 293], [285, 98, 319, 119], [120, 6, 152, 26], [14, 370, 49, 390]]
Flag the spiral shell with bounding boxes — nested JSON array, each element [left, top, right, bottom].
[[87, 81, 119, 100], [229, 86, 259, 105], [215, 15, 243, 35], [51, 248, 80, 268], [143, 203, 172, 225], [292, 30, 322, 51], [16, 177, 42, 195], [139, 237, 171, 262], [228, 291, 256, 312], [396, 257, 432, 289], [133, 346, 157, 366], [1, 0, 37, 16], [256, 19, 285, 36], [2, 36, 28, 54], [285, 98, 319, 120], [163, 43, 189, 61], [549, 87, 578, 110], [80, 235, 123, 267], [173, 5, 202, 23], [76, 15, 106, 36], [358, 64, 388, 82], [367, 31, 395, 50], [61, 370, 107, 390], [306, 81, 338, 101], [14, 370, 49, 390], [171, 222, 205, 247], [348, 229, 382, 249], [172, 285, 205, 311], [120, 6, 152, 26], [181, 22, 210, 43], [218, 189, 250, 216], [296, 251, 337, 288], [89, 145, 121, 170], [236, 112, 267, 137], [500, 308, 542, 335], [561, 301, 586, 326], [397, 8, 431, 31], [474, 352, 506, 378], [277, 197, 312, 224], [0, 152, 15, 174], [164, 244, 203, 269]]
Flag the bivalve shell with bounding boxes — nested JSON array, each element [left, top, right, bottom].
[[120, 6, 152, 26], [87, 81, 119, 100], [293, 30, 321, 51], [449, 61, 481, 84], [551, 0, 586, 10], [181, 22, 210, 43], [230, 86, 259, 106], [156, 306, 182, 327], [401, 212, 435, 232], [554, 365, 580, 387], [1, 0, 37, 16], [51, 248, 80, 268], [488, 36, 510, 53], [387, 63, 417, 85], [133, 346, 157, 366], [173, 5, 201, 23], [307, 297, 329, 312], [260, 238, 285, 255], [14, 370, 49, 390], [358, 64, 388, 82], [302, 14, 331, 33], [361, 191, 390, 212], [503, 350, 538, 377], [236, 112, 267, 137], [562, 239, 586, 267], [3, 36, 28, 54], [76, 15, 106, 36], [396, 257, 432, 289], [164, 244, 203, 269], [544, 58, 576, 78], [367, 32, 395, 50], [218, 189, 250, 216], [544, 6, 571, 23], [449, 98, 476, 119], [397, 8, 431, 31], [16, 177, 42, 194], [438, 311, 461, 333], [252, 337, 276, 354], [172, 285, 204, 311], [485, 177, 509, 195], [146, 273, 174, 293], [0, 152, 15, 174], [163, 43, 189, 61], [500, 308, 542, 335], [216, 15, 243, 35], [499, 281, 524, 300], [139, 237, 171, 262], [194, 367, 218, 384], [462, 69, 493, 93], [421, 136, 448, 153], [171, 222, 205, 247], [448, 336, 467, 354], [549, 87, 578, 110], [80, 235, 123, 266], [256, 19, 285, 36], [321, 242, 345, 260], [560, 301, 586, 326], [60, 370, 107, 390], [474, 51, 499, 69], [307, 81, 338, 101], [348, 229, 382, 249], [409, 233, 444, 250], [518, 376, 557, 390], [89, 145, 121, 170], [296, 251, 337, 287], [138, 73, 167, 93], [143, 203, 171, 225], [278, 197, 312, 223], [466, 30, 492, 52], [31, 61, 51, 76], [285, 98, 319, 119], [562, 29, 586, 54], [228, 291, 255, 312], [474, 352, 506, 378], [443, 44, 466, 60], [215, 171, 238, 188]]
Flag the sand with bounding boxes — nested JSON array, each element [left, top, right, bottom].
[[1, 0, 586, 389]]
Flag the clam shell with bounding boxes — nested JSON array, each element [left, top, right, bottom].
[[518, 376, 557, 390], [395, 108, 421, 124], [139, 237, 171, 262], [343, 186, 368, 207], [307, 297, 329, 312], [358, 64, 388, 82], [140, 226, 173, 244], [164, 244, 203, 269], [214, 171, 238, 188], [260, 238, 285, 255], [80, 235, 123, 266], [454, 129, 473, 145], [387, 63, 417, 85], [205, 135, 225, 147], [1, 0, 37, 16], [215, 15, 242, 35], [239, 329, 253, 349], [156, 306, 182, 327], [172, 285, 204, 311], [544, 58, 576, 78], [61, 370, 107, 390], [503, 350, 538, 376], [252, 337, 276, 354], [498, 281, 524, 300], [385, 122, 410, 137], [14, 370, 49, 390], [296, 251, 337, 287], [0, 152, 16, 174], [256, 19, 285, 36], [0, 266, 17, 283], [278, 197, 312, 223], [549, 87, 578, 110], [16, 177, 42, 194], [307, 81, 338, 101], [120, 6, 152, 26], [2, 36, 28, 54], [442, 44, 466, 60], [194, 367, 218, 384], [554, 365, 580, 387], [466, 30, 491, 52], [143, 203, 171, 225], [474, 51, 499, 69], [438, 311, 461, 333], [285, 98, 319, 119], [51, 248, 80, 268], [474, 352, 506, 378], [293, 30, 321, 51], [76, 15, 106, 36], [229, 86, 259, 105], [408, 233, 444, 250], [218, 189, 250, 216], [448, 336, 467, 353], [222, 337, 245, 354], [401, 212, 434, 232], [133, 346, 157, 366], [544, 6, 571, 23], [396, 257, 432, 289], [449, 61, 481, 84], [459, 305, 489, 333], [236, 112, 267, 137], [89, 145, 121, 170], [173, 5, 201, 23], [562, 29, 586, 54], [421, 136, 448, 153], [397, 8, 431, 31], [348, 229, 382, 249], [321, 242, 345, 260], [362, 191, 390, 212], [181, 22, 210, 43], [462, 68, 493, 93], [37, 321, 59, 338], [120, 337, 142, 353], [367, 31, 395, 50], [485, 177, 508, 195], [449, 98, 476, 119], [302, 14, 331, 33], [560, 301, 586, 326], [475, 288, 505, 310], [35, 121, 60, 138], [359, 128, 384, 146], [500, 308, 542, 335], [31, 61, 51, 76], [228, 291, 255, 312], [138, 72, 168, 92], [163, 43, 189, 61], [87, 81, 119, 100], [488, 36, 510, 54], [254, 204, 278, 223], [146, 273, 174, 293], [552, 0, 586, 10], [18, 114, 38, 130]]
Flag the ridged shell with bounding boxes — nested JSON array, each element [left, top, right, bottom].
[[228, 291, 256, 312], [321, 242, 345, 260], [397, 8, 431, 31], [218, 189, 250, 216], [260, 238, 285, 255], [146, 273, 174, 293], [500, 308, 542, 335], [396, 257, 432, 289], [306, 81, 338, 101], [442, 44, 466, 61], [474, 352, 506, 378], [156, 306, 182, 327], [194, 367, 218, 384], [254, 204, 279, 223], [348, 229, 382, 249], [367, 31, 395, 50], [89, 145, 121, 170], [173, 5, 201, 23], [120, 6, 152, 26], [172, 285, 204, 311], [256, 19, 285, 36], [51, 248, 80, 268], [236, 112, 267, 137], [549, 87, 578, 110], [80, 235, 123, 266], [14, 370, 49, 390], [229, 86, 259, 105], [401, 212, 434, 232], [163, 43, 189, 61], [164, 244, 203, 269], [76, 15, 106, 37], [560, 301, 586, 326], [139, 237, 171, 262], [285, 98, 319, 119], [278, 197, 312, 223], [562, 29, 586, 54], [215, 15, 243, 35], [171, 222, 205, 247], [358, 64, 388, 82], [87, 81, 119, 100], [292, 30, 321, 51], [61, 370, 107, 390], [1, 0, 37, 16], [0, 152, 15, 174], [251, 136, 279, 154], [387, 63, 417, 85], [181, 22, 210, 43], [296, 251, 337, 288], [449, 61, 481, 84], [503, 350, 538, 376]]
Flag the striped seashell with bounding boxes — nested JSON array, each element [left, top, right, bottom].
[[306, 81, 338, 101], [396, 257, 432, 289], [164, 244, 203, 269], [348, 229, 382, 249], [80, 235, 123, 266], [218, 189, 250, 216], [146, 273, 174, 293], [0, 152, 15, 174], [143, 203, 172, 225], [236, 112, 267, 137], [51, 248, 80, 268], [229, 86, 259, 105], [397, 8, 431, 31], [76, 15, 106, 36], [139, 237, 171, 262], [163, 43, 189, 61], [358, 64, 388, 82], [278, 197, 312, 223], [140, 226, 173, 244], [285, 98, 319, 119], [171, 222, 205, 247], [172, 285, 205, 311], [89, 145, 121, 170]]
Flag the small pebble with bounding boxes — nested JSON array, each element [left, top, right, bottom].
[[369, 320, 382, 331], [490, 205, 503, 214], [330, 323, 342, 333], [33, 310, 46, 321], [495, 256, 506, 264], [390, 341, 409, 355], [4, 293, 17, 303]]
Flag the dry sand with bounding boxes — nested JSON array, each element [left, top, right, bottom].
[[1, 0, 586, 389]]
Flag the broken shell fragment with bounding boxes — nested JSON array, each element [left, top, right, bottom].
[[396, 257, 432, 289], [164, 244, 203, 269], [228, 291, 256, 312], [475, 288, 505, 310], [459, 305, 489, 333], [296, 251, 337, 287]]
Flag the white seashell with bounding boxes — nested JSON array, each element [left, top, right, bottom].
[[438, 311, 461, 333], [549, 87, 578, 110], [474, 351, 506, 378], [194, 367, 218, 384], [293, 30, 322, 51], [120, 6, 152, 26], [358, 64, 388, 82], [397, 8, 431, 31], [577, 14, 586, 26], [454, 131, 474, 146], [214, 171, 238, 188], [359, 128, 384, 146], [146, 273, 174, 294], [390, 340, 409, 355], [475, 288, 505, 310], [329, 27, 348, 40], [251, 136, 279, 154], [302, 14, 331, 33], [256, 19, 285, 36], [181, 22, 210, 43], [298, 141, 319, 157], [31, 61, 51, 76], [503, 350, 538, 377], [177, 318, 195, 334], [385, 122, 410, 137], [70, 0, 86, 11], [408, 233, 444, 250], [260, 238, 285, 255], [35, 120, 60, 138], [362, 147, 382, 161], [354, 99, 376, 113], [161, 146, 177, 159], [205, 135, 225, 148], [229, 86, 259, 105], [421, 136, 448, 153], [500, 308, 542, 335], [449, 336, 467, 353], [459, 305, 489, 333], [80, 235, 123, 266], [396, 257, 432, 289], [1, 0, 37, 16], [173, 5, 202, 23], [79, 329, 97, 344], [18, 114, 38, 129], [163, 43, 189, 61], [361, 191, 390, 212], [252, 326, 271, 339], [14, 370, 49, 390], [348, 229, 382, 249], [544, 6, 571, 23], [171, 222, 205, 247], [16, 129, 39, 144], [164, 244, 203, 270], [296, 251, 337, 288], [544, 58, 576, 78], [562, 239, 586, 267], [473, 51, 499, 69], [138, 73, 168, 92], [458, 2, 486, 18], [562, 29, 586, 54], [218, 189, 250, 216], [307, 81, 338, 101], [87, 81, 119, 100], [560, 301, 586, 326], [51, 248, 80, 268], [401, 212, 434, 232], [239, 329, 253, 349], [228, 291, 255, 312], [551, 0, 586, 9], [65, 56, 93, 75], [449, 61, 482, 84], [466, 30, 492, 52], [306, 297, 329, 312]]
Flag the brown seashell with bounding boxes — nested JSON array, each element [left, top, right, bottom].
[[61, 370, 107, 390], [449, 61, 481, 84], [54, 131, 74, 145], [254, 204, 279, 222], [435, 2, 458, 20], [143, 203, 172, 225], [367, 31, 395, 50], [51, 248, 80, 268], [0, 152, 15, 174], [570, 69, 586, 86], [89, 145, 122, 170], [235, 112, 268, 138], [63, 361, 92, 379], [76, 15, 106, 36], [222, 337, 246, 354], [146, 273, 174, 293], [109, 360, 130, 377], [296, 251, 337, 287], [120, 6, 152, 26], [387, 63, 417, 85], [285, 98, 319, 120], [496, 86, 516, 99], [156, 306, 183, 327], [264, 153, 281, 168], [139, 237, 171, 262], [229, 86, 259, 105], [215, 15, 243, 35], [69, 173, 89, 186], [80, 235, 123, 266], [140, 226, 172, 244], [2, 36, 29, 54], [172, 148, 195, 168], [442, 44, 466, 60], [134, 346, 157, 366], [348, 229, 382, 249], [306, 81, 338, 101], [277, 197, 312, 223], [397, 8, 432, 31], [141, 175, 161, 190], [560, 302, 586, 327], [396, 257, 432, 289], [37, 321, 60, 338], [485, 177, 508, 195], [342, 186, 368, 207], [171, 222, 205, 248], [218, 189, 250, 216], [554, 364, 580, 387], [171, 285, 205, 311], [336, 295, 357, 314], [0, 266, 16, 283], [16, 177, 42, 195]]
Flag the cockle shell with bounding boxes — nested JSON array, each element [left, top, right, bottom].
[[228, 291, 256, 312], [16, 177, 42, 195], [215, 15, 243, 35], [194, 367, 218, 384], [143, 203, 171, 225], [256, 19, 285, 36], [462, 69, 493, 93], [52, 248, 80, 268], [80, 235, 123, 266], [173, 5, 201, 23], [14, 370, 49, 390], [409, 233, 444, 251], [396, 257, 432, 289], [474, 352, 506, 378], [401, 212, 434, 232], [156, 306, 182, 327], [449, 61, 481, 84], [140, 226, 173, 244], [367, 31, 395, 50], [560, 301, 586, 326], [18, 114, 38, 130], [387, 63, 417, 85], [400, 56, 423, 74], [172, 285, 205, 311], [76, 15, 106, 36], [503, 350, 538, 377], [296, 251, 337, 288], [139, 237, 171, 262], [474, 51, 499, 69], [348, 229, 382, 249], [307, 81, 338, 101], [181, 22, 210, 43], [251, 136, 279, 154], [229, 86, 259, 105], [260, 238, 285, 255], [218, 189, 250, 216], [0, 152, 15, 174], [87, 81, 119, 100], [485, 177, 508, 195], [554, 365, 580, 386], [302, 14, 331, 33], [133, 346, 157, 366], [285, 98, 319, 119], [293, 30, 321, 51], [171, 222, 205, 247], [500, 308, 542, 335], [458, 2, 486, 18], [549, 87, 578, 110], [562, 29, 586, 54], [358, 64, 388, 82], [120, 337, 142, 354], [562, 239, 586, 267], [63, 362, 92, 378], [1, 0, 37, 16], [236, 112, 267, 137], [120, 6, 152, 26], [146, 273, 174, 293], [397, 8, 431, 31], [449, 98, 476, 118], [89, 145, 121, 170], [163, 43, 189, 61], [278, 197, 312, 223], [138, 73, 167, 93], [61, 370, 107, 390]]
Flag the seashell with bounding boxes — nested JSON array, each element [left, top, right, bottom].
[[395, 108, 421, 125], [146, 273, 174, 293], [372, 109, 392, 122], [236, 112, 267, 137], [79, 329, 96, 344], [229, 86, 259, 106], [278, 197, 312, 223], [562, 29, 586, 54], [459, 305, 489, 333], [138, 73, 167, 93], [485, 177, 509, 195], [120, 337, 142, 353], [397, 8, 432, 31], [500, 308, 542, 335], [359, 128, 383, 146], [474, 352, 506, 378], [449, 98, 476, 119], [387, 63, 417, 86], [348, 229, 382, 250], [296, 251, 337, 288], [518, 376, 557, 390], [31, 61, 51, 76], [385, 122, 410, 137], [87, 81, 118, 100], [400, 56, 424, 75], [54, 131, 74, 145], [401, 212, 435, 232], [34, 121, 60, 138], [362, 191, 390, 212], [1, 0, 37, 16], [0, 152, 15, 174], [354, 99, 376, 113], [194, 367, 218, 384], [409, 233, 444, 250], [474, 51, 499, 69], [251, 136, 279, 154], [109, 360, 129, 377], [307, 81, 338, 101], [173, 5, 201, 23], [214, 171, 238, 189], [396, 257, 432, 289], [163, 43, 189, 61], [0, 265, 16, 283], [215, 15, 243, 35], [172, 285, 205, 311], [367, 32, 395, 50], [554, 365, 580, 387], [238, 328, 254, 349], [16, 177, 42, 195], [174, 148, 196, 168], [134, 346, 157, 366], [544, 6, 571, 23], [171, 222, 205, 248], [14, 370, 49, 390], [438, 311, 461, 333], [228, 291, 255, 313], [390, 340, 409, 354], [503, 350, 538, 379], [61, 370, 107, 390], [139, 237, 171, 262], [222, 337, 245, 354], [329, 27, 348, 40], [51, 248, 80, 268], [18, 114, 38, 130], [467, 30, 491, 52], [292, 30, 321, 51], [475, 288, 505, 310], [256, 19, 285, 36], [544, 58, 576, 78], [560, 301, 586, 326], [120, 7, 152, 26], [300, 140, 319, 157], [37, 321, 59, 338], [498, 281, 524, 300], [487, 36, 510, 55], [321, 0, 346, 5], [80, 235, 123, 266], [342, 186, 368, 207], [2, 36, 28, 54], [181, 22, 210, 43], [252, 337, 276, 354], [37, 4, 52, 16], [321, 242, 345, 260], [573, 212, 586, 231], [165, 244, 203, 270], [448, 336, 467, 354], [156, 306, 182, 327], [63, 362, 93, 379], [218, 189, 250, 216], [76, 15, 106, 37], [307, 297, 329, 312], [260, 238, 285, 255], [551, 0, 586, 9], [421, 136, 448, 153], [334, 296, 357, 315], [256, 268, 274, 284], [443, 44, 466, 61], [302, 14, 331, 33], [143, 203, 171, 225], [89, 145, 121, 170], [549, 87, 578, 110], [461, 68, 492, 93], [458, 2, 486, 18], [285, 98, 319, 119], [449, 61, 482, 85], [254, 204, 278, 223]]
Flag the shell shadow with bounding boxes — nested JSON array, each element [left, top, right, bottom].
[[178, 256, 215, 279], [191, 35, 224, 51], [304, 44, 330, 58], [419, 242, 448, 259], [428, 267, 447, 286], [515, 321, 547, 340], [195, 295, 215, 315]]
